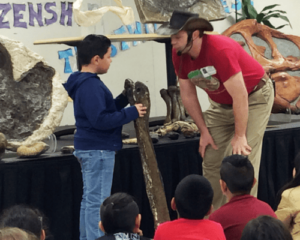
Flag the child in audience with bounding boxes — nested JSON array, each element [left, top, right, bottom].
[[0, 205, 49, 240], [97, 192, 150, 240], [241, 215, 293, 240], [153, 174, 226, 240], [209, 155, 276, 240], [0, 227, 39, 240], [276, 152, 300, 239]]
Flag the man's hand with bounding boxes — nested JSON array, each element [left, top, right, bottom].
[[231, 135, 252, 155], [135, 103, 147, 117], [199, 130, 218, 158]]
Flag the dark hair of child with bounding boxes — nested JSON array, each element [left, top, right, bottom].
[[0, 205, 50, 239], [100, 193, 139, 234], [174, 174, 213, 219], [220, 154, 254, 194], [77, 34, 111, 67], [241, 215, 293, 240]]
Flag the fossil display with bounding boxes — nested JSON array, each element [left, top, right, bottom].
[[0, 35, 68, 158], [222, 19, 300, 113], [125, 79, 170, 229], [160, 86, 187, 124], [135, 0, 226, 23]]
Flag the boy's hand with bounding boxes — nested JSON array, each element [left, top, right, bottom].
[[135, 104, 147, 117]]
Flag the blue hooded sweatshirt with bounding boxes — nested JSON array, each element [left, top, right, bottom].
[[63, 72, 138, 151]]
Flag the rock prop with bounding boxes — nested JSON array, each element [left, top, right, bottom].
[[222, 19, 300, 113], [125, 79, 170, 229], [0, 35, 68, 158], [134, 0, 226, 23]]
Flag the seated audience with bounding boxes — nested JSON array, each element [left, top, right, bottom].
[[153, 174, 226, 240], [276, 152, 300, 239], [0, 205, 49, 240], [241, 215, 293, 240], [0, 227, 39, 240], [97, 192, 150, 240], [209, 155, 276, 240]]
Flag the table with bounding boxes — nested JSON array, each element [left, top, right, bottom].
[[1, 120, 300, 239]]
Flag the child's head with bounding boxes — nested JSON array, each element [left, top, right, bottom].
[[0, 205, 46, 240], [100, 193, 140, 234], [78, 34, 112, 74], [172, 174, 213, 219], [0, 227, 39, 240], [241, 215, 292, 240], [220, 155, 254, 195]]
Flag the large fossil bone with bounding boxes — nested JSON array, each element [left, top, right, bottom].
[[125, 79, 170, 229], [166, 86, 181, 122], [161, 86, 188, 124], [160, 89, 172, 124], [222, 20, 300, 113]]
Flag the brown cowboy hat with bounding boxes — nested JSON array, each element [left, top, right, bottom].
[[156, 10, 213, 35]]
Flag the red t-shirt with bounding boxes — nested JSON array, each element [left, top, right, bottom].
[[209, 194, 277, 240], [172, 34, 265, 104], [153, 218, 226, 240]]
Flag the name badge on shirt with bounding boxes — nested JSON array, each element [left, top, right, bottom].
[[188, 66, 220, 91]]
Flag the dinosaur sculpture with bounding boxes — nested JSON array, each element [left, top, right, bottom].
[[222, 19, 300, 113]]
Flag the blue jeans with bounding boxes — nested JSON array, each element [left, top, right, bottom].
[[74, 150, 115, 240]]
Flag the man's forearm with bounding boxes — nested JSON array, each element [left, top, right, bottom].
[[232, 94, 248, 137]]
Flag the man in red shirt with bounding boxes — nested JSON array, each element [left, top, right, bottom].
[[157, 10, 274, 209], [209, 155, 277, 240]]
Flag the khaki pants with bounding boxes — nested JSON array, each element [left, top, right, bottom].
[[203, 78, 274, 210]]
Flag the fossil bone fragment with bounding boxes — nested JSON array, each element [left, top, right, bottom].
[[167, 86, 181, 122], [160, 89, 172, 124], [125, 79, 170, 228], [0, 133, 7, 159], [17, 142, 49, 158]]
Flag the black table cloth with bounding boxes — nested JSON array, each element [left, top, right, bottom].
[[1, 120, 299, 239]]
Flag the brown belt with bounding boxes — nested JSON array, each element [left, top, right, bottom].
[[250, 73, 268, 94]]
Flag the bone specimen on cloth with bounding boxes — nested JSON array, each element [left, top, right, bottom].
[[222, 19, 300, 113], [0, 35, 68, 155], [73, 0, 135, 27], [155, 121, 199, 138], [125, 79, 170, 229]]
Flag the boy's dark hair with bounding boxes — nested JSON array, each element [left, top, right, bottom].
[[0, 205, 44, 238], [78, 34, 111, 66], [100, 192, 139, 234], [220, 155, 254, 194], [241, 215, 293, 240], [174, 174, 213, 219]]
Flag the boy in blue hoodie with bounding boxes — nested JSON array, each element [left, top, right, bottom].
[[63, 34, 146, 240]]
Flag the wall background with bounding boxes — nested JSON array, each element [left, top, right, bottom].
[[1, 0, 299, 126]]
